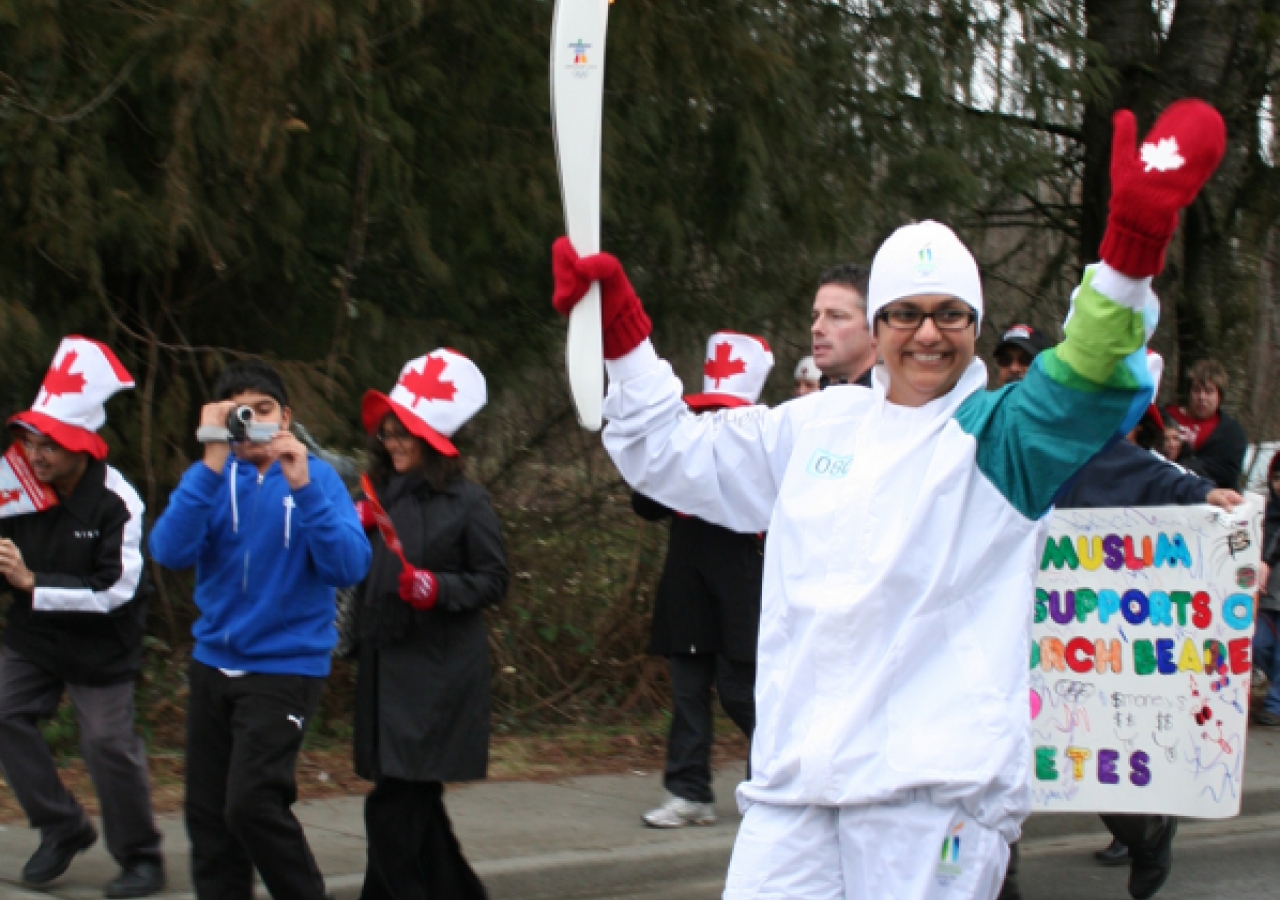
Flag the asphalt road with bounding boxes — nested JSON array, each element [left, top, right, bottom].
[[582, 813, 1280, 900]]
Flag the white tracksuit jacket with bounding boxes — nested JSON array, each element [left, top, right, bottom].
[[602, 265, 1157, 840]]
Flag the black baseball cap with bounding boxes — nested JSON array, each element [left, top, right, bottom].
[[994, 324, 1052, 359]]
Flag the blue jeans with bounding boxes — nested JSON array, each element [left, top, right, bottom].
[[1253, 609, 1280, 715]]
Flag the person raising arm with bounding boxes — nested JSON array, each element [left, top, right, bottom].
[[551, 100, 1225, 900]]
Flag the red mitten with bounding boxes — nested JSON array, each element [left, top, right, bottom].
[[1099, 99, 1227, 277], [550, 236, 653, 359], [354, 499, 376, 531], [398, 567, 438, 611]]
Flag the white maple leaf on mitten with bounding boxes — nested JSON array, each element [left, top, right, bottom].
[[1141, 136, 1186, 173]]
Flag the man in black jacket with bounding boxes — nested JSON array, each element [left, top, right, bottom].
[[0, 338, 163, 897], [636, 331, 772, 828], [812, 263, 877, 388], [1164, 358, 1248, 489]]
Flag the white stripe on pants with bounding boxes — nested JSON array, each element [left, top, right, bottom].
[[724, 796, 1008, 900]]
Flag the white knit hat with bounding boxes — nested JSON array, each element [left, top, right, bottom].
[[794, 356, 821, 382], [867, 221, 983, 334], [362, 349, 487, 457], [685, 331, 775, 410], [8, 336, 135, 460]]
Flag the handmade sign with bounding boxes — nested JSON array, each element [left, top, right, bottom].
[[550, 0, 610, 431], [0, 443, 58, 519], [1030, 502, 1262, 818]]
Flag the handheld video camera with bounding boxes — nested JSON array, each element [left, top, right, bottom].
[[226, 406, 280, 443]]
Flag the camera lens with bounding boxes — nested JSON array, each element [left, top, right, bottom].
[[226, 405, 254, 442]]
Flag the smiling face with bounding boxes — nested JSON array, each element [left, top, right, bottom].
[[812, 284, 875, 381], [18, 431, 89, 494], [378, 415, 426, 474], [875, 294, 977, 407]]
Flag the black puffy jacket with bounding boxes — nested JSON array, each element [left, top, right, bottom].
[[0, 458, 149, 685]]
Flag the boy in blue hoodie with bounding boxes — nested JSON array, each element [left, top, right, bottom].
[[150, 360, 370, 900]]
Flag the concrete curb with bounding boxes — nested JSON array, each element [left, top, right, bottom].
[[4, 750, 1278, 900], [473, 833, 737, 900], [381, 783, 1280, 900]]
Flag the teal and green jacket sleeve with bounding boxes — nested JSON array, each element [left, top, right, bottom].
[[956, 264, 1157, 520]]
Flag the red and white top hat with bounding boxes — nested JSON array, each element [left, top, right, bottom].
[[361, 348, 487, 457], [684, 332, 775, 411], [8, 336, 135, 460]]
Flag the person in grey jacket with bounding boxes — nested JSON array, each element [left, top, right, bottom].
[[352, 350, 508, 900]]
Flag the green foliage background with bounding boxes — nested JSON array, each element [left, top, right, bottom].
[[1, 0, 1278, 738]]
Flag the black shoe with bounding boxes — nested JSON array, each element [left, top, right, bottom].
[[21, 822, 98, 885], [1129, 817, 1177, 900], [105, 860, 166, 899], [996, 873, 1023, 900], [1095, 837, 1129, 866], [1253, 708, 1280, 727]]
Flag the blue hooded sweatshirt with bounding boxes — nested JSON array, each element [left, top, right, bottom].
[[150, 454, 371, 676]]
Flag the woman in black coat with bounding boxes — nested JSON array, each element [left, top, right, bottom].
[[353, 350, 509, 900]]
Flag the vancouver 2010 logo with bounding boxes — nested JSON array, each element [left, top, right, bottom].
[[566, 38, 597, 80]]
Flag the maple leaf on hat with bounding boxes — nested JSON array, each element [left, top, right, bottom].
[[704, 342, 747, 387], [40, 350, 87, 401], [400, 355, 457, 406], [1141, 137, 1186, 173]]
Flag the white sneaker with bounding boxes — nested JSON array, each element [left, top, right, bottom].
[[642, 794, 717, 828]]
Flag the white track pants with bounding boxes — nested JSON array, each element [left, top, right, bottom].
[[723, 797, 1009, 900]]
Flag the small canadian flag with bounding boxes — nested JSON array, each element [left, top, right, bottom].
[[0, 444, 58, 519]]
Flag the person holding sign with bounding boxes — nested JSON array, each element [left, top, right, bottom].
[[551, 99, 1225, 899], [353, 350, 508, 900], [0, 337, 164, 897], [995, 352, 1243, 900]]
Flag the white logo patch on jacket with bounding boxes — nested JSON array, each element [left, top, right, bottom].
[[805, 449, 853, 479]]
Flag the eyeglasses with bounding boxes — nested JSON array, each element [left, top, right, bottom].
[[995, 351, 1032, 368], [20, 438, 62, 458], [876, 306, 976, 332], [377, 430, 414, 446]]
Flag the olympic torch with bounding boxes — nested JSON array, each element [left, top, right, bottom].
[[551, 0, 611, 431]]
